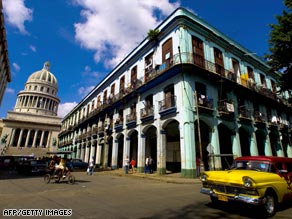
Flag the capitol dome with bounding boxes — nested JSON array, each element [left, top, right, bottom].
[[27, 62, 58, 88], [14, 62, 60, 116]]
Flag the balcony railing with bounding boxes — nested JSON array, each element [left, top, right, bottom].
[[254, 111, 266, 123], [126, 113, 137, 123], [159, 95, 176, 112], [140, 106, 154, 118], [238, 106, 252, 120], [218, 100, 235, 119], [64, 51, 288, 133]]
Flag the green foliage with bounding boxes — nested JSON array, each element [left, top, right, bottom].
[[266, 0, 292, 92], [147, 29, 160, 41]]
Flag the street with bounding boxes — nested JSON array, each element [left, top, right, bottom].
[[0, 171, 292, 219]]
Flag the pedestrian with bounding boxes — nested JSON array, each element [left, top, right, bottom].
[[124, 156, 130, 174], [130, 158, 136, 174], [145, 156, 150, 173], [149, 156, 154, 174], [87, 156, 94, 175]]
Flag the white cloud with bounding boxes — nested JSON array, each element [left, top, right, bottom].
[[73, 0, 179, 68], [82, 65, 102, 81], [12, 62, 20, 72], [2, 0, 33, 35], [29, 45, 37, 52], [78, 86, 95, 98], [58, 102, 78, 118], [4, 88, 15, 94]]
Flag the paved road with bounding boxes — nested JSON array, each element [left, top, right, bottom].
[[0, 171, 291, 219]]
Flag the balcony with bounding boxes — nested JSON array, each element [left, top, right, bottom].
[[98, 125, 105, 137], [114, 118, 123, 132], [238, 106, 252, 122], [126, 113, 137, 128], [140, 106, 154, 123], [217, 100, 234, 120], [68, 52, 289, 131], [254, 111, 266, 125], [196, 94, 214, 114], [159, 95, 177, 118]]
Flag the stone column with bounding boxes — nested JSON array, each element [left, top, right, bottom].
[[157, 130, 166, 175], [25, 130, 31, 147], [40, 131, 45, 148], [9, 128, 16, 146], [32, 130, 38, 148], [17, 129, 24, 147], [265, 132, 273, 156], [111, 138, 119, 169], [137, 133, 146, 173], [123, 137, 131, 167], [95, 144, 102, 167], [250, 132, 259, 156]]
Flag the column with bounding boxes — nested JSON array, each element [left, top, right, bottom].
[[25, 130, 31, 147], [46, 131, 52, 148], [157, 130, 166, 175], [250, 132, 259, 156], [111, 138, 119, 169], [40, 131, 45, 148], [123, 137, 130, 167], [84, 143, 90, 163], [17, 129, 24, 147], [32, 130, 38, 148], [137, 133, 146, 173], [209, 125, 222, 170], [103, 141, 109, 168], [95, 144, 102, 167], [80, 142, 85, 161], [9, 128, 16, 146], [89, 141, 96, 164], [265, 132, 273, 156], [76, 141, 81, 159]]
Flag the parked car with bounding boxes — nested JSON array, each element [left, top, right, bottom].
[[17, 159, 48, 175], [66, 159, 88, 171], [200, 156, 292, 217]]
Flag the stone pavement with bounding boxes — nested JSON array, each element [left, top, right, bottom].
[[100, 168, 202, 184]]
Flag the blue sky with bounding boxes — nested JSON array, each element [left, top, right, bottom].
[[0, 0, 286, 118]]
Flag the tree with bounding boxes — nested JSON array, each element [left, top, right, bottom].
[[266, 0, 292, 92]]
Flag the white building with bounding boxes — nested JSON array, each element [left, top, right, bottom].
[[58, 8, 292, 178], [0, 62, 62, 158]]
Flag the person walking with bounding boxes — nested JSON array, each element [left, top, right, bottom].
[[130, 158, 136, 174], [145, 156, 150, 173], [87, 157, 95, 175], [124, 156, 130, 174]]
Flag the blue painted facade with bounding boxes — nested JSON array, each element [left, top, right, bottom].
[[58, 8, 292, 178]]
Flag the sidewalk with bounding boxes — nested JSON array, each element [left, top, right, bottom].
[[101, 169, 202, 184]]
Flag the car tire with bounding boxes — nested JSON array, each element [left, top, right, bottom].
[[263, 192, 277, 217], [210, 196, 219, 205]]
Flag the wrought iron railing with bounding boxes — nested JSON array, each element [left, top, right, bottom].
[[158, 95, 177, 111]]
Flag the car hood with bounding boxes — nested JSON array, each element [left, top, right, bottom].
[[203, 170, 280, 185]]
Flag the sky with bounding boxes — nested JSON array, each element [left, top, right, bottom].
[[0, 0, 286, 119]]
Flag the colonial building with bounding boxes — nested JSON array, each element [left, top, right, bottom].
[[0, 0, 11, 106], [58, 8, 292, 178], [0, 62, 61, 158]]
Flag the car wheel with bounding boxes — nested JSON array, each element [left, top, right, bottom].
[[44, 174, 51, 184], [210, 196, 219, 205], [68, 175, 75, 184], [263, 192, 276, 217]]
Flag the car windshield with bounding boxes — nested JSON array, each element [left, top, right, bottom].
[[231, 160, 271, 172]]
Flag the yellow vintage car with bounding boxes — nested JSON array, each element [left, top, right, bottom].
[[200, 156, 292, 217]]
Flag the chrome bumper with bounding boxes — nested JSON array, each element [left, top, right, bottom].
[[200, 187, 265, 205]]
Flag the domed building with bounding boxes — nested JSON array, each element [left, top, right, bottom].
[[0, 62, 62, 158]]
